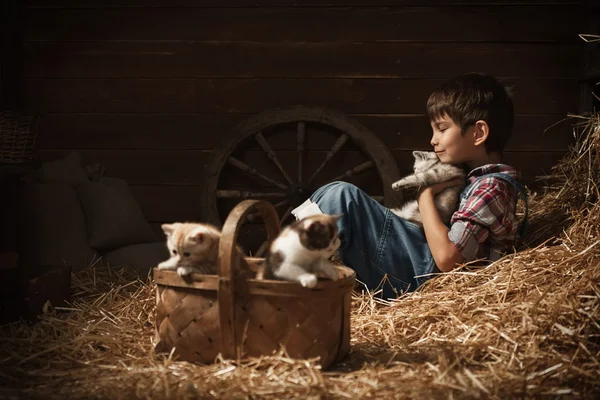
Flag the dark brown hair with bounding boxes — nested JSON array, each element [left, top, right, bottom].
[[426, 73, 515, 154]]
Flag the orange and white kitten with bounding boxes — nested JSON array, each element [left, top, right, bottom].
[[158, 222, 221, 277]]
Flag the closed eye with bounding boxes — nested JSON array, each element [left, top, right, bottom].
[[183, 252, 191, 257]]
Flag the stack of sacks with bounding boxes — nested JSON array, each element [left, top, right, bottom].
[[18, 151, 168, 277]]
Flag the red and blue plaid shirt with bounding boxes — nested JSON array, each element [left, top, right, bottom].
[[448, 164, 523, 263]]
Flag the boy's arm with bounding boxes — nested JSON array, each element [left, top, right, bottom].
[[417, 181, 464, 272]]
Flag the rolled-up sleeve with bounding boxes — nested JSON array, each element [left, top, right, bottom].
[[448, 181, 513, 262]]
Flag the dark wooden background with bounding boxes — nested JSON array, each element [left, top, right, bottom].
[[19, 0, 590, 238]]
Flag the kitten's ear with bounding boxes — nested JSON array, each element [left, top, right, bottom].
[[162, 223, 175, 237], [412, 150, 427, 160], [305, 220, 321, 232], [190, 231, 205, 244]]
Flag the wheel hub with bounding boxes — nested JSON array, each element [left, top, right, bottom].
[[287, 184, 314, 208]]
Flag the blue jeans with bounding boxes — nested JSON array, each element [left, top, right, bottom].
[[308, 181, 439, 299]]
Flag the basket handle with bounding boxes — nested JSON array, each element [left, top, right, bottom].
[[218, 199, 281, 359]]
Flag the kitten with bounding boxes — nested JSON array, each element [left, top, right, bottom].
[[264, 214, 342, 288], [157, 222, 221, 277], [390, 150, 466, 225]]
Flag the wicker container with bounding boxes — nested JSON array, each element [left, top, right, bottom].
[[0, 111, 39, 164], [153, 199, 355, 369]]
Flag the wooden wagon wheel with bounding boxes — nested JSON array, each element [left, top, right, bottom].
[[201, 106, 402, 254]]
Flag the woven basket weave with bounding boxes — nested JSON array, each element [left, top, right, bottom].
[[0, 111, 39, 164], [153, 199, 355, 369]]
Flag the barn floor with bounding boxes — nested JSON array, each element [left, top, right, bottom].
[[1, 116, 599, 399]]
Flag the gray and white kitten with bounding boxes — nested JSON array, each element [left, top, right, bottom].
[[391, 150, 466, 225], [264, 214, 342, 288]]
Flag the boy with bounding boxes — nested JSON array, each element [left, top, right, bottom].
[[291, 72, 527, 299]]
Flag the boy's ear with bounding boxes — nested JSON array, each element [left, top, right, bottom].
[[473, 120, 490, 147]]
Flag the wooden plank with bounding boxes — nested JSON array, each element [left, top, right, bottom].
[[135, 150, 566, 223], [23, 78, 580, 114], [35, 114, 576, 152], [216, 147, 572, 192], [218, 149, 384, 190], [24, 1, 586, 7], [34, 149, 384, 188], [36, 148, 566, 191], [36, 113, 248, 150], [137, 147, 565, 249], [502, 151, 567, 184], [131, 185, 204, 222], [150, 221, 273, 256], [138, 144, 567, 249], [37, 149, 211, 185], [23, 6, 583, 43], [23, 42, 582, 79], [419, 151, 564, 184], [365, 114, 577, 152], [149, 222, 267, 255], [149, 217, 271, 255], [1, 1, 23, 109], [393, 150, 566, 185]]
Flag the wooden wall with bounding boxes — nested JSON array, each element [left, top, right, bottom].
[[21, 1, 588, 237]]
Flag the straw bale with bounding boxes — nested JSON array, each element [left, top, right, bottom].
[[0, 115, 598, 399]]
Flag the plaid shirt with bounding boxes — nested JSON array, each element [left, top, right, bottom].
[[448, 164, 522, 263]]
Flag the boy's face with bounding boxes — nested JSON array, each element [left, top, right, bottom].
[[429, 114, 478, 165]]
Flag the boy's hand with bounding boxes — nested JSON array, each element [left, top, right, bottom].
[[416, 177, 465, 272], [419, 178, 464, 197]]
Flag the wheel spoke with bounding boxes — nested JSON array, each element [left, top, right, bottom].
[[216, 190, 286, 199], [329, 160, 374, 182], [307, 133, 349, 185], [255, 132, 294, 185], [228, 156, 287, 190], [280, 206, 294, 225], [247, 200, 288, 222], [255, 240, 270, 258], [297, 121, 306, 185], [272, 199, 289, 209]]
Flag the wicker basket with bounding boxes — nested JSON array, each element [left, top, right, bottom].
[[0, 110, 39, 164], [153, 199, 356, 369]]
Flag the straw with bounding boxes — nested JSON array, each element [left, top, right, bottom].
[[1, 114, 598, 399]]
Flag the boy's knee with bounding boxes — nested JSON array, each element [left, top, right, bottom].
[[312, 181, 361, 200], [308, 181, 366, 219]]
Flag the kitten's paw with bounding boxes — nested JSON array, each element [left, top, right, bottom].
[[177, 266, 196, 277], [298, 274, 318, 288], [325, 268, 339, 281], [158, 260, 176, 270], [391, 181, 403, 191], [392, 179, 414, 191], [321, 261, 340, 281]]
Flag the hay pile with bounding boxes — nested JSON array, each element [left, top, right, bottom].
[[1, 115, 599, 399]]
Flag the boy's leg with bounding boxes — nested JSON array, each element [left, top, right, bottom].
[[300, 181, 436, 298]]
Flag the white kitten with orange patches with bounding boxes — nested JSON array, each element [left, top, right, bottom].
[[158, 222, 221, 277]]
